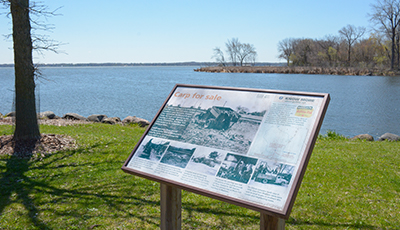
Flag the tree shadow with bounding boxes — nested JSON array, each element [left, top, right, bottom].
[[0, 138, 49, 229], [182, 199, 260, 228], [0, 140, 160, 229], [287, 216, 378, 229]]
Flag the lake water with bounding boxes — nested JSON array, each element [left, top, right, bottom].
[[1, 66, 399, 139]]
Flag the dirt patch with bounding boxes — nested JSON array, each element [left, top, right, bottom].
[[0, 134, 77, 158]]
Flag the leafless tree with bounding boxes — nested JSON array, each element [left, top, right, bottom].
[[4, 0, 41, 143], [1, 0, 61, 146], [339, 25, 366, 66], [212, 47, 226, 66], [225, 38, 240, 66], [237, 43, 257, 66], [277, 38, 295, 66], [369, 0, 400, 69], [248, 50, 257, 66], [224, 38, 257, 66]]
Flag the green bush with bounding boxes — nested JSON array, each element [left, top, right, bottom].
[[319, 130, 348, 140]]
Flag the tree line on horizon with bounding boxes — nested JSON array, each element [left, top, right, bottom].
[[278, 0, 400, 70], [212, 0, 400, 71]]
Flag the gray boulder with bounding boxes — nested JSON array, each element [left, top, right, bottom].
[[122, 116, 150, 127], [351, 134, 374, 141], [87, 114, 108, 122], [378, 133, 400, 141], [102, 117, 121, 125], [5, 111, 15, 117], [62, 113, 87, 121], [38, 111, 58, 119]]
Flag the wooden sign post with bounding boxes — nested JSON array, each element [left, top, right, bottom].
[[160, 183, 181, 230], [122, 84, 330, 228], [160, 183, 285, 230], [260, 213, 285, 230]]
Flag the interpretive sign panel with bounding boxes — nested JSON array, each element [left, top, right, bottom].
[[122, 84, 330, 219]]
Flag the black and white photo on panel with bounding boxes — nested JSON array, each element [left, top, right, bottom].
[[186, 148, 227, 176], [136, 136, 170, 162], [156, 88, 270, 154], [216, 153, 258, 184], [176, 104, 265, 153], [250, 160, 295, 187], [160, 143, 196, 168]]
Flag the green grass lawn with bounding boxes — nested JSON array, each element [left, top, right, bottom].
[[0, 124, 399, 229]]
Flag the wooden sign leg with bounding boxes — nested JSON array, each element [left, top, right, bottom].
[[260, 213, 285, 230], [160, 183, 182, 230]]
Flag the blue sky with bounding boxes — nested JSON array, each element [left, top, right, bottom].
[[0, 0, 376, 64]]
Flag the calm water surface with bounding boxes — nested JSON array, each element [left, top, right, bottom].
[[1, 66, 399, 138]]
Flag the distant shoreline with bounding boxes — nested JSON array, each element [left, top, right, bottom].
[[0, 62, 284, 68], [194, 66, 400, 76]]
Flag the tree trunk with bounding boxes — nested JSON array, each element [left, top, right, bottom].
[[391, 30, 396, 70], [347, 43, 351, 67], [397, 33, 400, 70], [11, 0, 40, 141]]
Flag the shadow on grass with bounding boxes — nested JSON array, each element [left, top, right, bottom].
[[0, 140, 49, 229], [182, 201, 260, 228], [0, 141, 160, 229], [0, 156, 49, 229], [287, 216, 378, 229]]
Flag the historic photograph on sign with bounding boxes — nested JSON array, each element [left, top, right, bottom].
[[186, 147, 226, 176], [250, 160, 295, 187], [122, 84, 329, 218], [136, 137, 170, 162], [147, 87, 270, 154], [216, 153, 258, 184], [160, 145, 196, 168]]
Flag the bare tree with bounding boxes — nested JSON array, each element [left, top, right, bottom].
[[7, 0, 40, 143], [339, 24, 366, 66], [212, 47, 226, 66], [369, 0, 400, 69], [248, 50, 257, 66], [225, 38, 240, 66], [224, 38, 257, 66], [277, 38, 295, 66], [237, 43, 257, 66], [1, 0, 61, 147]]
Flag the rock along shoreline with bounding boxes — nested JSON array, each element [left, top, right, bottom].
[[194, 66, 400, 76], [0, 111, 150, 127], [1, 111, 399, 142]]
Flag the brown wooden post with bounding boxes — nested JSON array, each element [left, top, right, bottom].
[[160, 183, 181, 230], [260, 213, 285, 230]]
